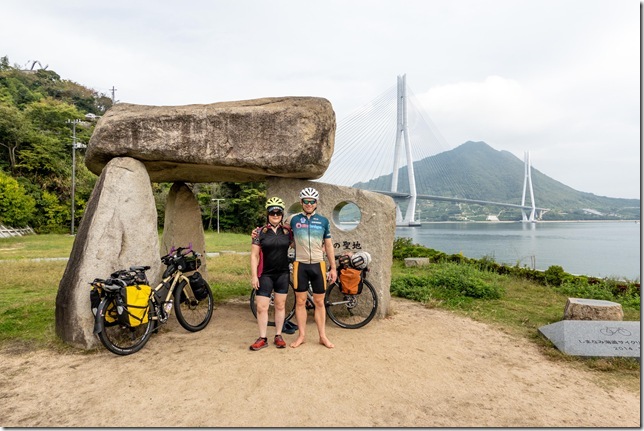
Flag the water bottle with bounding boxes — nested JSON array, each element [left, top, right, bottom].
[[164, 300, 173, 313]]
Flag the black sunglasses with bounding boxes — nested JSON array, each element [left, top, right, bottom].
[[302, 199, 317, 205], [268, 211, 283, 216]]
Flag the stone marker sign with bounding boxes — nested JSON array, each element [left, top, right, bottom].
[[404, 257, 429, 267], [539, 320, 640, 358], [563, 297, 624, 321]]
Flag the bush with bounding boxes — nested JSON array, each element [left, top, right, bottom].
[[544, 265, 568, 286], [391, 237, 639, 312], [553, 277, 641, 308], [0, 171, 36, 227], [391, 262, 504, 307], [430, 263, 504, 300]]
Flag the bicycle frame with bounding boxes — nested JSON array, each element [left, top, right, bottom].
[[151, 271, 196, 324]]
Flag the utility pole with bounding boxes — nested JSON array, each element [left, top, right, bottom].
[[211, 199, 225, 233], [109, 86, 117, 104], [66, 119, 86, 235]]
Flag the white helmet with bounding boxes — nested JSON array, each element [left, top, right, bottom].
[[299, 187, 320, 201], [351, 251, 371, 270]]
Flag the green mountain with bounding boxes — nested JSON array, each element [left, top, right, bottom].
[[354, 141, 640, 221]]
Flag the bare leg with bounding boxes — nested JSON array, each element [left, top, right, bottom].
[[313, 293, 334, 348], [273, 292, 287, 336], [290, 291, 308, 348], [255, 295, 270, 339]]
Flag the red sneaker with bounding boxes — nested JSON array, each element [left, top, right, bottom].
[[250, 337, 268, 351], [274, 334, 286, 348]]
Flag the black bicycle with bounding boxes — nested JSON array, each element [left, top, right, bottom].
[[90, 245, 214, 355], [250, 254, 378, 329]]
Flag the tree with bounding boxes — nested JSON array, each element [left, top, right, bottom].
[[0, 170, 36, 227], [0, 103, 31, 173]]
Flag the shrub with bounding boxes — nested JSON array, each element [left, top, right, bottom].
[[430, 263, 504, 300], [544, 265, 568, 286], [0, 171, 36, 227], [552, 277, 641, 309], [391, 262, 504, 307], [390, 238, 639, 312], [392, 237, 445, 261]]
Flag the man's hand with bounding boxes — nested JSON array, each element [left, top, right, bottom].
[[327, 267, 337, 284]]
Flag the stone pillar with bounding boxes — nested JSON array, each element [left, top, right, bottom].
[[161, 182, 208, 279], [267, 177, 396, 318], [55, 157, 162, 349]]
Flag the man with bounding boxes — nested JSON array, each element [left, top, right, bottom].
[[288, 187, 337, 348]]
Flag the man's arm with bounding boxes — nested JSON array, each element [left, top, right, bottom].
[[324, 237, 337, 283]]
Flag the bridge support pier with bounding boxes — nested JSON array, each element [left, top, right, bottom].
[[391, 74, 419, 227], [521, 151, 538, 222]]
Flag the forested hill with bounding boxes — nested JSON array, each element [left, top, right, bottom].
[[355, 141, 640, 220], [0, 56, 267, 233]]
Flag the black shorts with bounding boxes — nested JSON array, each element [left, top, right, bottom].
[[293, 261, 327, 294], [256, 272, 290, 298]]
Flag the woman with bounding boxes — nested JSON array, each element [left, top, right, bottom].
[[249, 197, 293, 350]]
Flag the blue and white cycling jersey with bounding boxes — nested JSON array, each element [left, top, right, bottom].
[[289, 212, 331, 264]]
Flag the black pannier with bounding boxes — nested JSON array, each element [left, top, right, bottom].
[[189, 272, 209, 300], [179, 272, 209, 302]]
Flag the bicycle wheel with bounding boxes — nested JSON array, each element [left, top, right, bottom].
[[250, 281, 296, 327], [97, 298, 153, 355], [325, 279, 378, 329], [175, 280, 214, 332]]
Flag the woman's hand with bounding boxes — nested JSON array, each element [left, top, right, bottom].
[[251, 276, 260, 290]]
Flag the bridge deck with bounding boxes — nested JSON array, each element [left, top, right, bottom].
[[374, 190, 549, 211]]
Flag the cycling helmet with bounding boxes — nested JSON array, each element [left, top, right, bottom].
[[265, 197, 285, 213], [350, 251, 371, 270], [299, 187, 320, 201], [337, 254, 352, 269]]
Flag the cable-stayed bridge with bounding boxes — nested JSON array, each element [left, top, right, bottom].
[[316, 74, 549, 226]]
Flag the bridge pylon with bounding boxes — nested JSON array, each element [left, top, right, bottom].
[[391, 74, 420, 227], [521, 151, 538, 222]]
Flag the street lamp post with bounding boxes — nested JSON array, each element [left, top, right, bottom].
[[211, 199, 225, 233], [66, 119, 87, 235], [67, 114, 100, 235]]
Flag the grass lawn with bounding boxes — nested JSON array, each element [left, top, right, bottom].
[[0, 232, 639, 388]]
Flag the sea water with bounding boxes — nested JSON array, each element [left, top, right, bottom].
[[396, 221, 641, 280]]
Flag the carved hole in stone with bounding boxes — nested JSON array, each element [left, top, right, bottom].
[[286, 202, 301, 218], [332, 201, 362, 231]]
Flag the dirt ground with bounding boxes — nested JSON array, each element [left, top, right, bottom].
[[0, 297, 639, 427]]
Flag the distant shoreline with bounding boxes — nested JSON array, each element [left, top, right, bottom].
[[399, 220, 640, 225]]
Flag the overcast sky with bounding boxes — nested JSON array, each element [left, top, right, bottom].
[[2, 0, 640, 199]]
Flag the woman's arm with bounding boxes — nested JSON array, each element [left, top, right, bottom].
[[250, 243, 261, 289]]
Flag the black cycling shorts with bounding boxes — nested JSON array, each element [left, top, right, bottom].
[[256, 272, 290, 298], [293, 261, 327, 294]]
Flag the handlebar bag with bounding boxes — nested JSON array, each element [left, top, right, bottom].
[[117, 284, 151, 327], [176, 254, 201, 272], [339, 267, 363, 295]]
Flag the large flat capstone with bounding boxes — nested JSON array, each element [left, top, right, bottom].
[[85, 97, 336, 182]]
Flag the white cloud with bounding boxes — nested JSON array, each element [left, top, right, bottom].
[[0, 0, 639, 199], [419, 76, 563, 142]]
